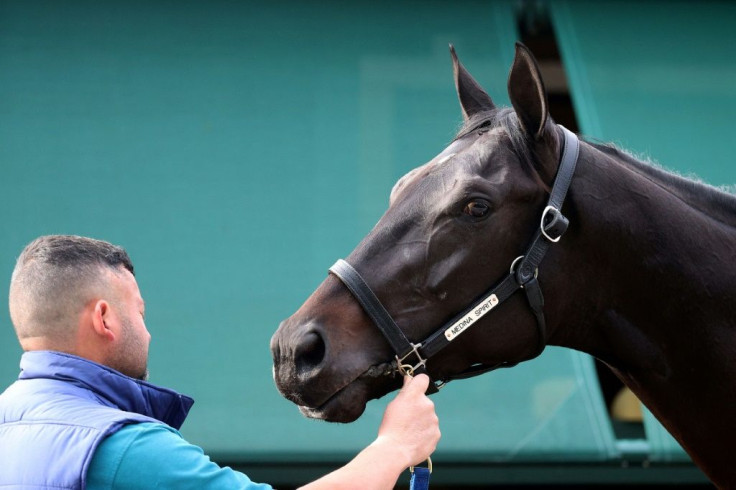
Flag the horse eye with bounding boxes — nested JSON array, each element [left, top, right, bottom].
[[463, 200, 490, 218]]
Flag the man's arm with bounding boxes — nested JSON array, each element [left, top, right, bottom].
[[299, 374, 440, 490], [88, 374, 438, 490], [87, 423, 273, 489]]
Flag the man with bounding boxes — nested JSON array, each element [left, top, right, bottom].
[[0, 235, 440, 489]]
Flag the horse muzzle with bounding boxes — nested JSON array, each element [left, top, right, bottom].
[[271, 315, 400, 422]]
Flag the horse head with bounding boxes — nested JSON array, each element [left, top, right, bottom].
[[271, 44, 570, 422]]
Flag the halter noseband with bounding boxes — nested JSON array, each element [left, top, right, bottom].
[[329, 126, 580, 393]]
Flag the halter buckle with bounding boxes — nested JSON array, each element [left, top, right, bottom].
[[540, 206, 568, 243], [396, 342, 427, 377]]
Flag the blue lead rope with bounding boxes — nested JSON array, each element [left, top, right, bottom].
[[409, 466, 431, 490]]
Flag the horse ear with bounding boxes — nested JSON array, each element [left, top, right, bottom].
[[450, 45, 495, 121], [508, 42, 549, 140]]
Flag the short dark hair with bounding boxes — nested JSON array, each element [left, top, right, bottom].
[[15, 235, 135, 276], [9, 235, 135, 341]]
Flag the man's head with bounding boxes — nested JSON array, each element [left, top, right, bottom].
[[9, 235, 150, 379]]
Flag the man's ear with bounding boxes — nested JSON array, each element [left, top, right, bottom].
[[91, 299, 116, 341]]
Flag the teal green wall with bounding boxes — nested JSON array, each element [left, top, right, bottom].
[[2, 0, 723, 484], [5, 0, 589, 465], [552, 0, 736, 187]]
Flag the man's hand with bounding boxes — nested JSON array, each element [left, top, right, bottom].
[[375, 374, 440, 467], [298, 373, 440, 490]]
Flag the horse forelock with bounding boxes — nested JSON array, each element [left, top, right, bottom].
[[390, 108, 537, 208], [454, 107, 536, 172]]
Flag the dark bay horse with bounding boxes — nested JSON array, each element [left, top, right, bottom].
[[271, 43, 736, 486]]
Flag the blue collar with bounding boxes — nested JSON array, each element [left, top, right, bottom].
[[18, 351, 194, 430]]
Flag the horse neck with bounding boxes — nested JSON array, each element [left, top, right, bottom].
[[591, 142, 736, 227], [546, 141, 736, 485], [547, 140, 736, 369]]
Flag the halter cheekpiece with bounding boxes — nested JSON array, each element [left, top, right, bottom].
[[329, 126, 580, 393]]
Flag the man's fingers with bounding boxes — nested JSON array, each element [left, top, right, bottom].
[[402, 373, 430, 394]]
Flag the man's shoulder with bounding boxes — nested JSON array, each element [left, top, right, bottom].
[[86, 422, 185, 487], [93, 421, 182, 460], [1, 377, 157, 429], [100, 420, 179, 441], [88, 422, 273, 489]]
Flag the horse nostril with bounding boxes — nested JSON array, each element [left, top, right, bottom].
[[294, 331, 326, 374]]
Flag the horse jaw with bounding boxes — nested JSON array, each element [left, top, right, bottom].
[[278, 362, 402, 423], [295, 364, 401, 422]]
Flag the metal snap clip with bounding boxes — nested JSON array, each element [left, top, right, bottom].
[[410, 456, 433, 474]]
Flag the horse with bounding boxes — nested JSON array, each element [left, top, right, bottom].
[[270, 43, 736, 487]]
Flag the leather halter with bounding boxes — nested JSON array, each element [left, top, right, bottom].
[[329, 126, 580, 393]]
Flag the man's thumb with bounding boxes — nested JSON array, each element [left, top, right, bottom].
[[403, 373, 430, 393]]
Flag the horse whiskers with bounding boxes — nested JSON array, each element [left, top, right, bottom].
[[358, 360, 399, 379]]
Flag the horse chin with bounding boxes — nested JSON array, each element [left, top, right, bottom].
[[298, 365, 401, 423], [298, 379, 369, 422]]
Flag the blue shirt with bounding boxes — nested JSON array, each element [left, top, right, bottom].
[[87, 422, 272, 489]]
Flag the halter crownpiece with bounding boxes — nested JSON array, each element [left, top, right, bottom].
[[329, 125, 580, 393]]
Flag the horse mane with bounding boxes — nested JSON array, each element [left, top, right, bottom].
[[453, 108, 736, 227], [588, 141, 736, 227]]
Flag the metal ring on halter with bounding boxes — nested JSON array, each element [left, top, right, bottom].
[[509, 256, 538, 279], [433, 379, 447, 391], [398, 363, 416, 377], [410, 456, 433, 474], [396, 342, 427, 377]]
